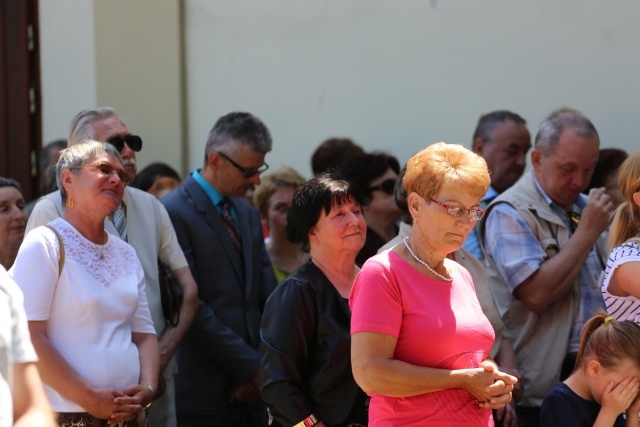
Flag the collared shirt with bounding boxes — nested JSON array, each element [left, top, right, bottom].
[[192, 169, 239, 226], [484, 175, 605, 353], [462, 186, 500, 260]]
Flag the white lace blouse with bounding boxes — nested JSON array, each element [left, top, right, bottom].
[[10, 218, 155, 412]]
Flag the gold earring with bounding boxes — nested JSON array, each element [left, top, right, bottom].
[[68, 197, 74, 208]]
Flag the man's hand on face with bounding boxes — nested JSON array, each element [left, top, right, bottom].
[[577, 187, 615, 241]]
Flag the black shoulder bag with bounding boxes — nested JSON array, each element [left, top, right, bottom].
[[158, 260, 183, 327]]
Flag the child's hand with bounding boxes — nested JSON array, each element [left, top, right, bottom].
[[601, 376, 640, 418], [626, 383, 640, 425]]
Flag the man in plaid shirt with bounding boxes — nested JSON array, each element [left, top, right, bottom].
[[480, 108, 613, 427]]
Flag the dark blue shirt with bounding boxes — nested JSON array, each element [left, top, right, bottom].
[[541, 382, 626, 427]]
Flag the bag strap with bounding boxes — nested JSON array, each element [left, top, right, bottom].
[[44, 225, 65, 275]]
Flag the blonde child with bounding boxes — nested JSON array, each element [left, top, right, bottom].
[[602, 151, 640, 322], [541, 313, 640, 426]]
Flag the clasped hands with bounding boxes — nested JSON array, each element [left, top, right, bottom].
[[87, 383, 154, 425], [466, 360, 518, 410], [229, 372, 261, 404]]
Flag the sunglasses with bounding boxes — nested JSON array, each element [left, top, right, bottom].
[[107, 134, 143, 153], [368, 179, 397, 195], [71, 162, 129, 182], [216, 151, 269, 178], [429, 198, 486, 220]]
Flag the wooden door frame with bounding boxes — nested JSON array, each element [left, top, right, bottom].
[[0, 0, 41, 200]]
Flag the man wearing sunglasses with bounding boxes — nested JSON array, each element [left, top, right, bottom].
[[26, 107, 199, 427], [161, 112, 276, 427], [478, 109, 613, 426], [339, 152, 402, 265]]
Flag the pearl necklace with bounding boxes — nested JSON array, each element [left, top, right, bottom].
[[403, 237, 452, 282]]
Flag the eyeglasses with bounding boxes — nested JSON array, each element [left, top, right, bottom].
[[368, 179, 396, 195], [71, 162, 129, 182], [216, 151, 269, 178], [106, 134, 143, 153], [429, 198, 486, 220]]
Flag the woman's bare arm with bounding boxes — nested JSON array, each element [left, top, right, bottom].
[[351, 331, 516, 406], [28, 320, 138, 421], [12, 362, 56, 427]]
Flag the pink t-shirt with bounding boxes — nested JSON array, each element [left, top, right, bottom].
[[350, 251, 495, 427]]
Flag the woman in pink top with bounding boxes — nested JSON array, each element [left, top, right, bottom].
[[350, 142, 517, 426]]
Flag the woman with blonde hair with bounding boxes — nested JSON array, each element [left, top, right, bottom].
[[602, 151, 640, 323], [253, 166, 308, 282], [350, 142, 516, 426]]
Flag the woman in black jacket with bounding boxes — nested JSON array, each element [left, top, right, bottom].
[[260, 173, 369, 427]]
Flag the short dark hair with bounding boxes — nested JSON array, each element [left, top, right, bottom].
[[41, 164, 58, 195], [586, 148, 629, 192], [39, 139, 67, 170], [0, 177, 23, 192], [286, 173, 363, 250], [473, 110, 527, 143], [204, 112, 272, 163], [130, 162, 181, 192], [311, 138, 365, 175], [338, 152, 400, 206], [394, 165, 411, 224]]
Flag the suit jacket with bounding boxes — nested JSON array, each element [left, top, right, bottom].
[[26, 187, 187, 425], [161, 174, 277, 417]]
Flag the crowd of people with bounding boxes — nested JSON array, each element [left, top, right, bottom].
[[1, 105, 639, 427]]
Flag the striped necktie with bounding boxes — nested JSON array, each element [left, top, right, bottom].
[[111, 203, 128, 242], [219, 197, 241, 252]]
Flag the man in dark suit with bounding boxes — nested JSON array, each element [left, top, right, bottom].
[[161, 112, 277, 427]]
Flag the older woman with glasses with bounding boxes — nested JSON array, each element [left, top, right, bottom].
[[10, 140, 159, 427], [350, 142, 517, 426]]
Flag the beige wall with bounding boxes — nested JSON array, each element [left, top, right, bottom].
[[41, 1, 640, 179], [40, 0, 184, 175], [39, 0, 97, 144], [184, 0, 640, 176]]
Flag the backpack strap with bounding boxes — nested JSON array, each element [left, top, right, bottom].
[[44, 225, 65, 275]]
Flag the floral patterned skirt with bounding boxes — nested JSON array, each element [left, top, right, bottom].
[[54, 411, 148, 427]]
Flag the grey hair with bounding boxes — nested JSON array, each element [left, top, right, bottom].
[[68, 107, 125, 146], [535, 108, 599, 157], [204, 112, 272, 164], [56, 140, 122, 202]]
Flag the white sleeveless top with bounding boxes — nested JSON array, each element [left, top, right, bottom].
[[602, 239, 640, 323]]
